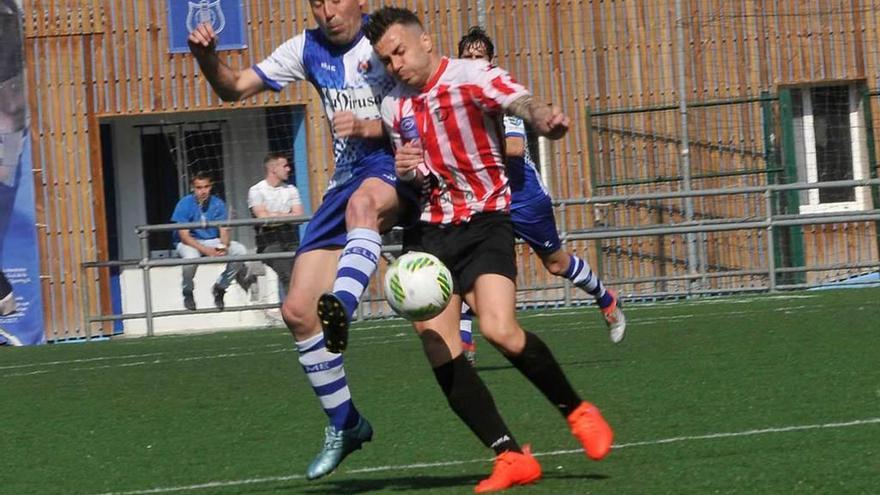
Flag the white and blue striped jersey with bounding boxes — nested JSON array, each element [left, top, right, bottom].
[[503, 115, 550, 208], [253, 20, 396, 190]]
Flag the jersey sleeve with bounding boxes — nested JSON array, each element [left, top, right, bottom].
[[503, 115, 526, 138], [380, 92, 403, 150], [289, 186, 302, 207], [470, 62, 531, 113], [253, 34, 307, 92], [170, 198, 190, 223]]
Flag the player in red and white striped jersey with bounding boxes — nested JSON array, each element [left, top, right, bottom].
[[380, 56, 527, 224], [366, 7, 614, 493]]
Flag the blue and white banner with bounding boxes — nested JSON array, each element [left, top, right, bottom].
[[0, 133, 44, 346], [1, 0, 44, 345], [167, 0, 247, 53]]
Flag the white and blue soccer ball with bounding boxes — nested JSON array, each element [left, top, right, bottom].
[[384, 251, 453, 321]]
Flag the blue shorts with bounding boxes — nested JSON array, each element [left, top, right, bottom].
[[510, 193, 562, 255], [297, 164, 418, 255]]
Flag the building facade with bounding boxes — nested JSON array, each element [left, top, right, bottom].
[[20, 0, 880, 340]]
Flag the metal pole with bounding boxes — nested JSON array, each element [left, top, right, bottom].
[[139, 230, 155, 337], [80, 262, 92, 340], [675, 0, 699, 294], [765, 188, 777, 292]]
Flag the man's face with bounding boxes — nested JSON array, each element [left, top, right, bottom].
[[374, 23, 434, 88], [270, 158, 291, 182], [459, 42, 490, 62], [192, 178, 212, 203], [309, 0, 365, 45]]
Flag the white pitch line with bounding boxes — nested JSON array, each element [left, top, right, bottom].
[[0, 352, 167, 371], [89, 416, 880, 495], [7, 303, 842, 378]]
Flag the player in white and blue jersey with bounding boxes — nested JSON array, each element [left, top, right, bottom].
[[457, 27, 626, 364], [187, 0, 414, 480]]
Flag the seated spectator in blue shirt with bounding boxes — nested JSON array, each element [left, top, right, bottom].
[[171, 171, 254, 311]]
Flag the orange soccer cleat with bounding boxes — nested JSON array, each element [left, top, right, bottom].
[[474, 445, 542, 493], [567, 402, 614, 461]]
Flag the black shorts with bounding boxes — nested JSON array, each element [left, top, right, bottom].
[[403, 212, 517, 294]]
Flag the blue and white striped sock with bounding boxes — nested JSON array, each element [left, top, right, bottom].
[[460, 303, 474, 345], [333, 228, 382, 320], [297, 333, 360, 430], [564, 254, 613, 308]]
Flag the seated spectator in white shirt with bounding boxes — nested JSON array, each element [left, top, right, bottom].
[[248, 153, 304, 301]]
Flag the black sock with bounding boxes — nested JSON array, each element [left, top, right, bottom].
[[433, 354, 520, 455], [506, 331, 582, 417]]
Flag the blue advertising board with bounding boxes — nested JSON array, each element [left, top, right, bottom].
[[167, 0, 247, 53], [0, 132, 45, 346], [1, 0, 44, 345]]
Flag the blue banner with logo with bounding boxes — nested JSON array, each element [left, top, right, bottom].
[[1, 0, 44, 345], [0, 133, 45, 346], [167, 0, 247, 53]]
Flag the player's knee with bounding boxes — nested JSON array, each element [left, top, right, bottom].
[[543, 257, 568, 276], [541, 250, 570, 276], [227, 241, 247, 256], [345, 190, 379, 224], [479, 321, 526, 355], [280, 297, 316, 340]]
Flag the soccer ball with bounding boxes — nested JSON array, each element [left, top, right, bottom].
[[384, 251, 453, 321]]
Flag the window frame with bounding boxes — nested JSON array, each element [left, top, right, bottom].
[[792, 84, 871, 214]]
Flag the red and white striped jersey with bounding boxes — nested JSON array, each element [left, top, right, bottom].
[[381, 57, 530, 225]]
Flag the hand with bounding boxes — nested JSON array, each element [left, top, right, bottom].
[[187, 22, 218, 58], [202, 246, 224, 257], [395, 142, 423, 180], [530, 103, 570, 140], [332, 111, 362, 138]]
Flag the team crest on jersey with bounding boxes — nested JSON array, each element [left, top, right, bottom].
[[186, 0, 226, 34], [435, 107, 451, 122], [357, 59, 372, 74]]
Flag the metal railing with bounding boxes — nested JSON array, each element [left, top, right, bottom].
[[82, 178, 880, 339], [82, 215, 310, 338]]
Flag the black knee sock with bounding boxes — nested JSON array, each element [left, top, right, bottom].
[[506, 331, 582, 417], [433, 354, 520, 455]]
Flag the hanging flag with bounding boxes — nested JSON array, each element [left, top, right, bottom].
[[167, 0, 247, 53]]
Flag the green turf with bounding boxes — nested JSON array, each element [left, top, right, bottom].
[[1, 288, 878, 494]]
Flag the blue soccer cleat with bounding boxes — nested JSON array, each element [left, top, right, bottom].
[[306, 416, 373, 480]]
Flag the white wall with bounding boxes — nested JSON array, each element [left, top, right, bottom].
[[119, 263, 283, 336]]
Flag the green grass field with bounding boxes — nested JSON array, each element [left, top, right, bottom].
[[2, 288, 878, 494]]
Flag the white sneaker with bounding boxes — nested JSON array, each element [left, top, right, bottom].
[[601, 289, 626, 344]]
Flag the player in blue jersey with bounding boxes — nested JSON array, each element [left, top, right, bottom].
[[188, 0, 411, 480], [456, 27, 626, 364]]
